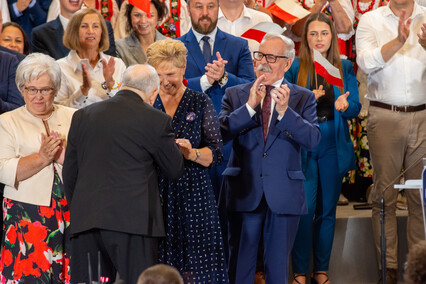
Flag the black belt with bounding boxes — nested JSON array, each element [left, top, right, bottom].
[[317, 116, 333, 123], [370, 101, 426, 112]]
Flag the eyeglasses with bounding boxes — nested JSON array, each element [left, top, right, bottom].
[[253, 51, 288, 63], [24, 87, 54, 96]]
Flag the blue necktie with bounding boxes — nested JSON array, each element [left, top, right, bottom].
[[202, 36, 212, 64]]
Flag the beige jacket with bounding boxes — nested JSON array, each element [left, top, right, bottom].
[[0, 105, 76, 206]]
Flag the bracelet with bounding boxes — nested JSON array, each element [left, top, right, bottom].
[[193, 149, 201, 162]]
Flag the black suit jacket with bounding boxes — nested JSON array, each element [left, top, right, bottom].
[[0, 46, 26, 62], [31, 17, 117, 59], [63, 90, 184, 237]]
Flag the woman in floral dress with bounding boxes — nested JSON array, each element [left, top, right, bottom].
[[0, 53, 75, 283]]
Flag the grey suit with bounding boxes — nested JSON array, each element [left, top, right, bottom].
[[115, 30, 166, 67]]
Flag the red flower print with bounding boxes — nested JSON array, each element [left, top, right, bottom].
[[39, 201, 56, 219], [172, 8, 178, 14], [6, 225, 17, 244], [20, 220, 48, 244], [14, 253, 41, 279], [2, 249, 13, 267], [58, 199, 68, 207]]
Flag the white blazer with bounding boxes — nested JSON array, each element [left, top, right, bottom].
[[0, 105, 76, 206]]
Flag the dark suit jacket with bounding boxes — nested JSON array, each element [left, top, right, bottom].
[[0, 46, 26, 62], [178, 28, 255, 114], [31, 17, 117, 59], [219, 79, 321, 215], [0, 50, 25, 114], [8, 0, 50, 41], [63, 90, 184, 237]]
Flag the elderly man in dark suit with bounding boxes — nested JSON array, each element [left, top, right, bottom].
[[30, 0, 116, 59], [219, 33, 321, 284], [63, 64, 184, 284]]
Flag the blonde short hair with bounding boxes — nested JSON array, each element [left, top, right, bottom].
[[63, 8, 109, 52], [146, 39, 187, 69]]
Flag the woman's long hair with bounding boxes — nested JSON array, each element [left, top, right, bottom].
[[297, 13, 343, 92]]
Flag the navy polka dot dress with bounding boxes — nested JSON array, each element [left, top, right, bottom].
[[153, 89, 229, 283]]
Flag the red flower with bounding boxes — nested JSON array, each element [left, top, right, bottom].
[[2, 249, 13, 267], [20, 220, 48, 244], [39, 200, 56, 219], [6, 225, 17, 244], [14, 253, 41, 279], [58, 198, 68, 207], [172, 8, 178, 14]]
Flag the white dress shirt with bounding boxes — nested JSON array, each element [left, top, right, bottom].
[[217, 6, 272, 54], [192, 27, 220, 92], [356, 3, 426, 106], [56, 50, 127, 109]]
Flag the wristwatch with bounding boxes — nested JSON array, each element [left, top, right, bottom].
[[218, 72, 228, 86], [194, 149, 201, 162]]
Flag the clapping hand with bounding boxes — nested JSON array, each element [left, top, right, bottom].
[[313, 85, 325, 101], [418, 23, 426, 49], [335, 91, 350, 112], [80, 62, 92, 96], [271, 84, 290, 117], [248, 75, 267, 110], [39, 131, 63, 165], [101, 57, 116, 90], [205, 52, 228, 85]]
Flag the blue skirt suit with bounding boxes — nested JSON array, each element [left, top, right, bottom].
[[285, 59, 361, 273]]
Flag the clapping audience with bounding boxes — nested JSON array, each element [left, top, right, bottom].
[[1, 0, 426, 283]]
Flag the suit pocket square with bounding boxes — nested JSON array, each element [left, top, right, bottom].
[[287, 170, 305, 180], [222, 167, 241, 176]]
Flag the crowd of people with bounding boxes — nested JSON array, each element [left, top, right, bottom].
[[0, 0, 425, 283]]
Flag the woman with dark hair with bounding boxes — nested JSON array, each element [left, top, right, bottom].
[[115, 0, 167, 67], [285, 13, 360, 284], [55, 8, 126, 109], [0, 21, 29, 54]]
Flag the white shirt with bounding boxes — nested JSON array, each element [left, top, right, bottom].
[[192, 27, 220, 92], [217, 6, 272, 54], [246, 78, 286, 130], [356, 3, 426, 106], [1, 0, 10, 22], [56, 50, 127, 109]]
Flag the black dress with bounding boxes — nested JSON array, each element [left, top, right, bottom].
[[153, 88, 229, 283]]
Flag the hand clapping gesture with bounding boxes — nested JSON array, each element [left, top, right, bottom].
[[248, 75, 267, 110], [80, 62, 92, 96], [205, 52, 228, 85], [271, 84, 290, 117], [39, 131, 64, 165], [313, 85, 325, 101], [102, 57, 116, 90], [175, 138, 193, 160], [335, 92, 350, 112]]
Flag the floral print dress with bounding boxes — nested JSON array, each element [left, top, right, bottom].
[[0, 169, 71, 283]]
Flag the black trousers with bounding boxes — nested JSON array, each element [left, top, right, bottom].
[[70, 229, 159, 284]]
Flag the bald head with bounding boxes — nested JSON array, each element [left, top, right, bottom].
[[121, 64, 160, 104]]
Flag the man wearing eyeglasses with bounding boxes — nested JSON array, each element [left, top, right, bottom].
[[219, 33, 321, 284]]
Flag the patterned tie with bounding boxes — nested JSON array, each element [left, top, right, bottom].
[[262, 85, 274, 143], [201, 36, 212, 64]]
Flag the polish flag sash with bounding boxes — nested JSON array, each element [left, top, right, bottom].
[[241, 22, 286, 43], [313, 49, 344, 87], [267, 0, 310, 24]]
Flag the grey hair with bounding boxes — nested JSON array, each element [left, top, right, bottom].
[[15, 53, 62, 92], [261, 33, 295, 60], [122, 64, 160, 95]]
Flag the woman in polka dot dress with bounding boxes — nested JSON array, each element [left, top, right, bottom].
[[147, 39, 229, 283]]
